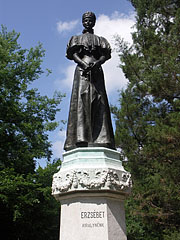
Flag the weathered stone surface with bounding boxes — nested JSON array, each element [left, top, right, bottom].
[[52, 147, 132, 198], [59, 196, 127, 240]]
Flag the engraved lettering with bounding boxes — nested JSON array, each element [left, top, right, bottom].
[[83, 222, 104, 228], [80, 211, 105, 219]]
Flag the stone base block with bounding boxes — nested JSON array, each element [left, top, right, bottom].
[[60, 194, 127, 240]]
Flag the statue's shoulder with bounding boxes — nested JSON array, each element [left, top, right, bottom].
[[67, 35, 80, 47], [99, 36, 111, 49], [66, 35, 83, 60], [95, 35, 111, 59], [66, 34, 111, 60], [68, 34, 110, 47]]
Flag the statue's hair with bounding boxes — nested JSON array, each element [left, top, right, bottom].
[[82, 12, 96, 23]]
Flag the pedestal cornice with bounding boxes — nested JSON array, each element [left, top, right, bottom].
[[52, 147, 132, 200]]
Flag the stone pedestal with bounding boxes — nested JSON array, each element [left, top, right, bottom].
[[52, 147, 132, 240]]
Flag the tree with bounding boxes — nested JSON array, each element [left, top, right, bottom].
[[0, 26, 63, 239], [0, 160, 61, 240], [112, 0, 180, 239]]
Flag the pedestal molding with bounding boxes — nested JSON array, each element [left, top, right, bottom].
[[52, 147, 132, 197], [52, 168, 132, 195]]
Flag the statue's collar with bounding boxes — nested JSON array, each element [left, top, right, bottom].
[[82, 29, 94, 34]]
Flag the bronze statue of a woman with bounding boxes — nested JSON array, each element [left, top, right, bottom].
[[64, 12, 115, 151]]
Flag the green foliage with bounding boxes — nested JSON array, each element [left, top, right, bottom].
[[0, 26, 63, 239], [0, 160, 61, 240], [0, 26, 63, 174], [113, 1, 180, 239]]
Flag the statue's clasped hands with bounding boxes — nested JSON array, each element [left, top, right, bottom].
[[82, 60, 101, 73]]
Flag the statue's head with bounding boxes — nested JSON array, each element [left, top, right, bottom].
[[82, 12, 96, 30]]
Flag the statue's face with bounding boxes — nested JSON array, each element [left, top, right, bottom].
[[82, 17, 95, 30]]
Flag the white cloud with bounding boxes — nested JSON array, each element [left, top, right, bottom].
[[58, 129, 66, 138], [51, 130, 66, 159], [55, 63, 75, 89], [56, 12, 135, 94], [94, 12, 135, 94], [95, 12, 134, 43], [57, 20, 79, 33], [103, 52, 128, 95], [52, 140, 65, 159]]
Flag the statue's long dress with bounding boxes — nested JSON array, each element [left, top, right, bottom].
[[64, 32, 115, 151]]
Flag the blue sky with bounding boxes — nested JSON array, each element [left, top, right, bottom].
[[1, 0, 135, 166]]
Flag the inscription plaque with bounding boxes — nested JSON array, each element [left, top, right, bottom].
[[80, 205, 107, 234]]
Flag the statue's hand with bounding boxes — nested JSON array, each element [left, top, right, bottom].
[[90, 61, 101, 70], [80, 61, 90, 71]]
